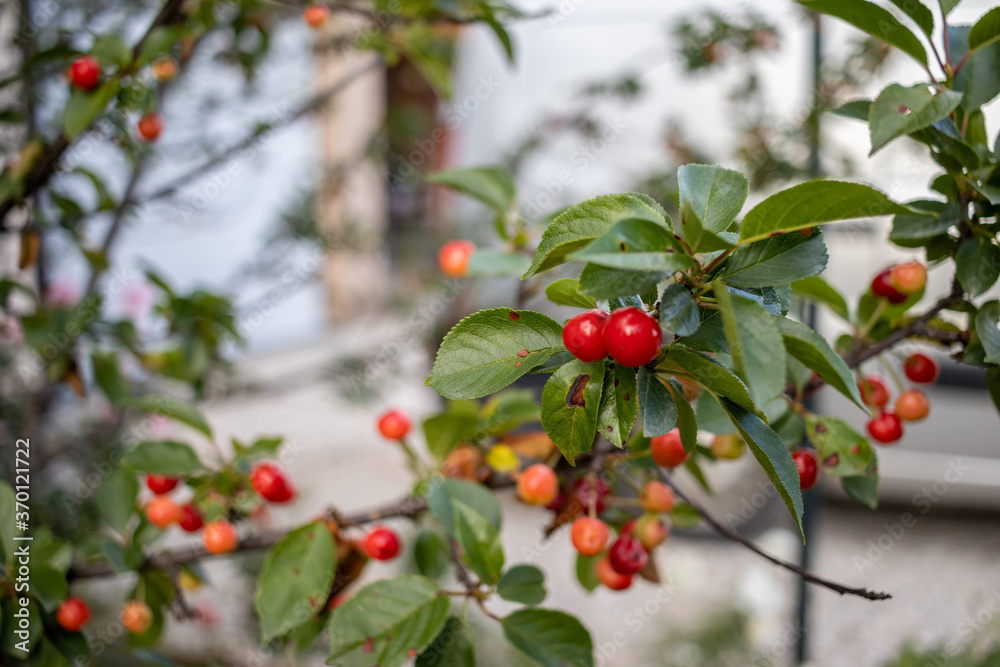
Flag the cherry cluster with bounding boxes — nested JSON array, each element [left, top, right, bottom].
[[859, 352, 938, 444], [563, 307, 663, 368], [67, 55, 165, 142]]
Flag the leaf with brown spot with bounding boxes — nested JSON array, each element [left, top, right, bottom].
[[541, 359, 606, 463]]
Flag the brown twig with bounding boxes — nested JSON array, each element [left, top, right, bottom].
[[655, 469, 892, 601]]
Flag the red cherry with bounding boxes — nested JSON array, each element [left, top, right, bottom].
[[889, 262, 926, 295], [146, 474, 179, 495], [650, 428, 688, 468], [596, 556, 633, 591], [602, 307, 662, 367], [364, 526, 400, 560], [858, 375, 890, 408], [871, 269, 907, 304], [377, 409, 411, 440], [56, 596, 92, 632], [250, 463, 295, 503], [571, 517, 610, 556], [137, 112, 163, 142], [302, 5, 330, 28], [895, 389, 930, 421], [145, 497, 182, 528], [640, 481, 674, 513], [563, 309, 609, 362], [792, 449, 819, 490], [69, 55, 101, 91], [608, 534, 648, 575], [867, 411, 903, 444], [904, 353, 939, 383], [203, 520, 238, 554], [572, 477, 610, 515], [178, 504, 204, 532], [438, 240, 475, 277]]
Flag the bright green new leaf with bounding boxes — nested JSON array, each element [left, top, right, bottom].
[[328, 575, 450, 667], [677, 163, 750, 233], [525, 193, 667, 277], [739, 180, 912, 244], [677, 202, 736, 254], [868, 84, 963, 155], [545, 278, 597, 309], [426, 308, 564, 400], [502, 609, 594, 667], [541, 359, 606, 462], [256, 522, 336, 641]]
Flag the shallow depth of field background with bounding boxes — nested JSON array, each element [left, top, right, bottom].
[[14, 0, 1000, 665]]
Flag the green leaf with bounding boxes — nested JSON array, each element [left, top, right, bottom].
[[497, 565, 547, 605], [677, 163, 749, 234], [423, 407, 480, 460], [414, 529, 451, 579], [976, 301, 1000, 364], [0, 481, 16, 563], [62, 80, 119, 139], [831, 99, 871, 120], [480, 390, 540, 435], [739, 180, 912, 244], [719, 399, 804, 538], [773, 316, 866, 411], [575, 554, 600, 592], [677, 202, 736, 254], [670, 503, 701, 528], [426, 308, 564, 400], [453, 500, 504, 584], [31, 567, 68, 611], [806, 416, 874, 477], [578, 264, 669, 300], [328, 575, 450, 667], [638, 367, 677, 437], [467, 249, 531, 277], [256, 522, 336, 641], [597, 364, 637, 447], [525, 194, 668, 277], [969, 6, 1000, 52], [889, 200, 961, 243], [660, 284, 701, 336], [123, 440, 205, 476], [541, 359, 606, 462], [427, 478, 502, 535], [797, 0, 927, 65], [92, 351, 128, 404], [126, 394, 213, 439], [502, 609, 594, 667], [91, 34, 130, 68], [868, 83, 964, 155], [417, 616, 476, 667], [568, 219, 690, 272], [887, 0, 934, 38], [427, 167, 515, 213], [956, 239, 1000, 297], [950, 25, 1000, 109], [716, 285, 786, 404], [666, 379, 698, 453], [939, 0, 961, 16], [695, 391, 737, 434], [842, 460, 880, 509], [545, 279, 597, 309], [658, 348, 760, 417], [137, 26, 184, 66], [97, 466, 138, 535], [791, 276, 850, 320]]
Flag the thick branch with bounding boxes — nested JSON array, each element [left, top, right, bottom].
[[655, 469, 892, 601], [67, 495, 427, 580]]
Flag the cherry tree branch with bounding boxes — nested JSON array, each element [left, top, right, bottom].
[[67, 494, 428, 580], [654, 469, 892, 601]]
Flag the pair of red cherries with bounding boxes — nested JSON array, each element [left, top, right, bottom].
[[563, 306, 663, 367]]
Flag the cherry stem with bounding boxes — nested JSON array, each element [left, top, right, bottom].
[[654, 469, 891, 601]]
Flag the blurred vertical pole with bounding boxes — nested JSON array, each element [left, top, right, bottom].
[[795, 11, 823, 666]]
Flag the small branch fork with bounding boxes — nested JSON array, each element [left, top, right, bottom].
[[654, 469, 892, 601]]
